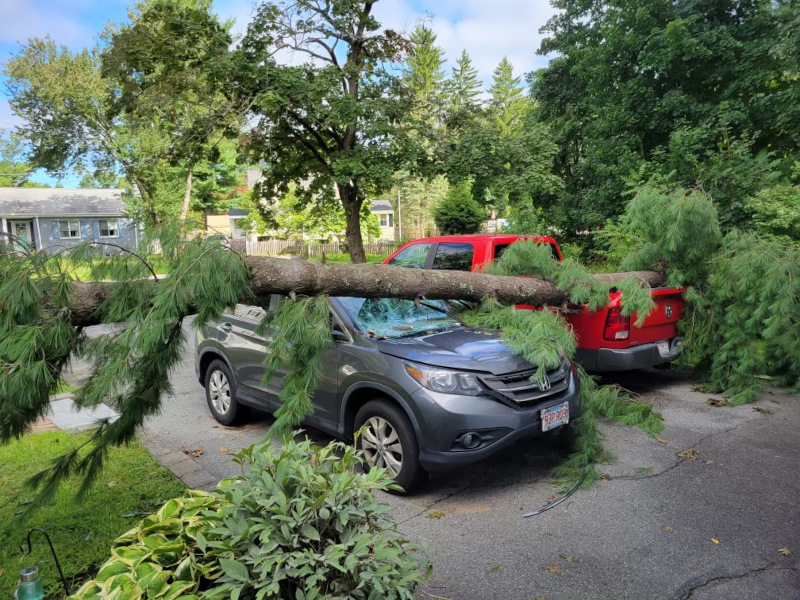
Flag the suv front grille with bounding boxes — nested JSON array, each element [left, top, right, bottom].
[[479, 362, 570, 405]]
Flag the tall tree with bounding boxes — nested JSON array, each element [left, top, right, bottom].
[[4, 1, 240, 225], [237, 0, 415, 263], [449, 50, 482, 114], [101, 0, 242, 224], [489, 57, 528, 138], [403, 25, 447, 129]]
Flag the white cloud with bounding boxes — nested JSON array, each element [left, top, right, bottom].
[[374, 0, 556, 83], [213, 0, 556, 81]]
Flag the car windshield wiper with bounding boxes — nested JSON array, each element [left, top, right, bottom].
[[418, 301, 468, 327]]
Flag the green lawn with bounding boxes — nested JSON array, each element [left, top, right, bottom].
[[0, 432, 185, 599], [307, 252, 388, 264]]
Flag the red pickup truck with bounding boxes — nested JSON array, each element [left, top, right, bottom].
[[383, 233, 685, 371]]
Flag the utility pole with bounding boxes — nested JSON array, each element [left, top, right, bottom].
[[396, 188, 402, 242]]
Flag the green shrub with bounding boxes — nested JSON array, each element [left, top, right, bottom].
[[70, 437, 430, 600], [204, 437, 430, 600], [433, 181, 484, 234]]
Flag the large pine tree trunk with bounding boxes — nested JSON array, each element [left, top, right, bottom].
[[63, 257, 665, 328], [338, 183, 367, 264]]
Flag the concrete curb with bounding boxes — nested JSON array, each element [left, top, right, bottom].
[[139, 432, 219, 492]]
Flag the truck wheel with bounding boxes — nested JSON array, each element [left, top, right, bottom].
[[205, 360, 245, 426], [354, 400, 425, 493]]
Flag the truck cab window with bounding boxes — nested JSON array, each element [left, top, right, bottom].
[[387, 243, 433, 269], [432, 243, 474, 271]]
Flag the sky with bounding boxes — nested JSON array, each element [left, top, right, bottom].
[[0, 0, 557, 186]]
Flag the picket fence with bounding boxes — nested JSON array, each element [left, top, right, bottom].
[[233, 239, 401, 257]]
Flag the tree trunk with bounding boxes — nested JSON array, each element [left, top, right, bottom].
[[339, 183, 367, 263], [63, 256, 665, 328], [179, 169, 193, 222]]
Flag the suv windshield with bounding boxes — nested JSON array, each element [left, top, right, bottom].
[[335, 298, 460, 339]]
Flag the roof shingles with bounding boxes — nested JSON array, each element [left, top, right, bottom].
[[0, 188, 125, 217]]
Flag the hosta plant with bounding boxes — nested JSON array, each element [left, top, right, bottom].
[[68, 491, 223, 599]]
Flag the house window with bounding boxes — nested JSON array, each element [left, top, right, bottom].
[[379, 213, 394, 228], [98, 219, 119, 237], [59, 220, 81, 238]]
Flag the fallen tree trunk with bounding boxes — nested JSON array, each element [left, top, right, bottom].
[[65, 257, 665, 327]]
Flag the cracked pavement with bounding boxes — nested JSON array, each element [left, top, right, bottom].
[[67, 321, 800, 599]]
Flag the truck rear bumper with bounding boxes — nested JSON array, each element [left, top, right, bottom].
[[576, 337, 683, 372]]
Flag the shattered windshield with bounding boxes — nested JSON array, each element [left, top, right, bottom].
[[335, 298, 461, 339]]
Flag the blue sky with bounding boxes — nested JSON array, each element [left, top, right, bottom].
[[0, 0, 556, 185]]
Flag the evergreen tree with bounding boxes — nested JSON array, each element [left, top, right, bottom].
[[433, 180, 485, 234], [403, 25, 447, 128], [450, 50, 481, 113], [489, 57, 528, 137]]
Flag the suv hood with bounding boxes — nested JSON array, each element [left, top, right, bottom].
[[376, 327, 532, 375]]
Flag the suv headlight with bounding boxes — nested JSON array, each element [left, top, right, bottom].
[[404, 363, 484, 396]]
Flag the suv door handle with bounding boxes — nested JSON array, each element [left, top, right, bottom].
[[221, 322, 232, 332]]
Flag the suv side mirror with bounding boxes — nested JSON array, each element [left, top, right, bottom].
[[332, 325, 350, 343]]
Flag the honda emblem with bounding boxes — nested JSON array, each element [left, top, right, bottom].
[[665, 305, 673, 319], [537, 376, 551, 392]]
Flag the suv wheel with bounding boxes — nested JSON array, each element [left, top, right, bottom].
[[354, 400, 425, 493], [205, 360, 245, 425]]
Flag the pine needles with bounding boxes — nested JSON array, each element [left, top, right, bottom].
[[259, 296, 334, 438], [622, 184, 800, 403], [1, 227, 251, 504]]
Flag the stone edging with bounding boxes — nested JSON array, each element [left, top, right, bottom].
[[139, 432, 218, 491]]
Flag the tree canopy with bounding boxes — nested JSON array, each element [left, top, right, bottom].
[[532, 0, 800, 233]]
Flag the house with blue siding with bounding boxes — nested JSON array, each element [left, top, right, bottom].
[[0, 188, 139, 254]]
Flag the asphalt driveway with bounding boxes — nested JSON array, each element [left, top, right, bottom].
[[66, 321, 800, 599]]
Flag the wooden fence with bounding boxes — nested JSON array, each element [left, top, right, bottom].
[[233, 239, 401, 257]]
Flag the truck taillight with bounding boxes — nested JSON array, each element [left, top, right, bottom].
[[604, 307, 630, 341]]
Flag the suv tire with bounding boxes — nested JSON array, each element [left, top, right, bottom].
[[205, 359, 245, 426], [354, 400, 425, 493]]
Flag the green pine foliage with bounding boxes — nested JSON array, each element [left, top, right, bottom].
[[259, 296, 334, 438], [483, 238, 654, 321], [620, 184, 800, 403], [621, 185, 722, 287], [1, 227, 250, 503]]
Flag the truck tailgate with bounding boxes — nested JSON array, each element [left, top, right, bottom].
[[629, 288, 685, 345]]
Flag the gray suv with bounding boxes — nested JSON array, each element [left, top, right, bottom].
[[195, 296, 581, 491]]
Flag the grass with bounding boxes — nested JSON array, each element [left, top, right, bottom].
[[0, 431, 185, 599], [306, 252, 388, 264]]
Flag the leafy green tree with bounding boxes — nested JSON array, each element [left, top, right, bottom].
[[392, 172, 449, 239], [236, 0, 416, 263], [101, 0, 243, 223], [0, 130, 35, 187], [533, 0, 800, 233], [4, 1, 240, 225], [433, 180, 484, 234], [749, 165, 800, 240]]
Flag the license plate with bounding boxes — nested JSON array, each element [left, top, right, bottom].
[[541, 402, 569, 432], [657, 340, 670, 357]]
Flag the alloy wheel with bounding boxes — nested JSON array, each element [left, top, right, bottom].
[[209, 370, 231, 414], [361, 416, 403, 475]]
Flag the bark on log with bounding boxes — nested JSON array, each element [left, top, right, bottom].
[[65, 256, 665, 328]]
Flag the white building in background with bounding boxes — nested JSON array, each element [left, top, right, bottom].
[[370, 199, 395, 241]]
